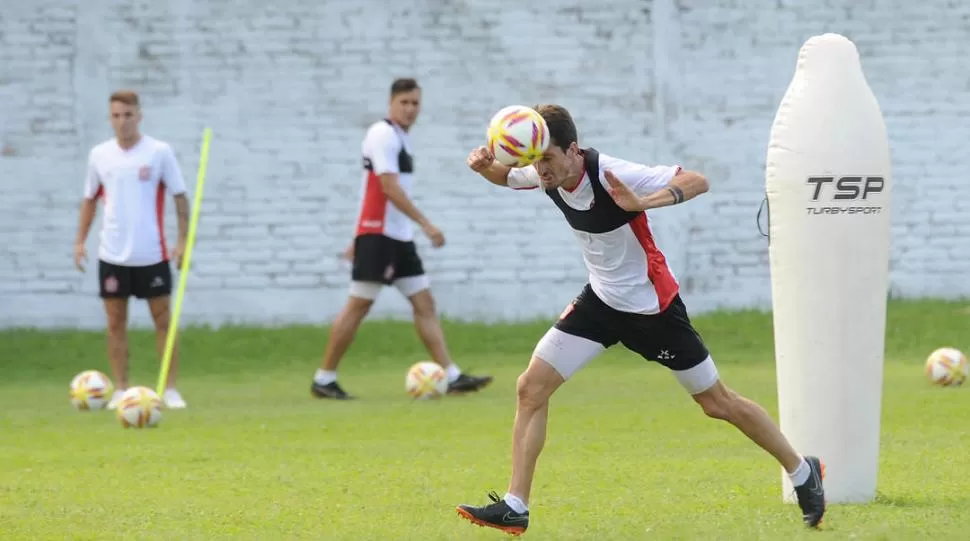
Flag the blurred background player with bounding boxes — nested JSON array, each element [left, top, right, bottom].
[[310, 78, 492, 400], [74, 89, 190, 410]]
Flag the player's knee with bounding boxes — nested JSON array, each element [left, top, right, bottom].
[[106, 313, 127, 334], [698, 399, 731, 421], [515, 371, 548, 410], [153, 318, 170, 334], [692, 384, 738, 422], [151, 310, 170, 329], [409, 291, 436, 318], [516, 358, 563, 409], [344, 297, 374, 320], [107, 320, 127, 335]]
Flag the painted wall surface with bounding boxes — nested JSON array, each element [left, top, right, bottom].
[[2, 0, 967, 328]]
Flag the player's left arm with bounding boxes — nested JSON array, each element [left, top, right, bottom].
[[160, 145, 191, 263], [638, 168, 709, 210], [603, 160, 709, 212]]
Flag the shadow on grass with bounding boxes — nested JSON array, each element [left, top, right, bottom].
[[872, 491, 965, 509]]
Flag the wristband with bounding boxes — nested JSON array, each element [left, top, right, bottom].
[[667, 186, 685, 204]]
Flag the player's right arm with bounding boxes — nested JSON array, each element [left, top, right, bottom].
[[74, 151, 100, 271], [466, 146, 540, 190]]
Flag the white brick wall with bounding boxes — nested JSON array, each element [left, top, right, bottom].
[[1, 0, 967, 329]]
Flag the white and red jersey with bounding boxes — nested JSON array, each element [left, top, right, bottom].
[[355, 119, 415, 242], [82, 135, 187, 267], [507, 149, 682, 315]]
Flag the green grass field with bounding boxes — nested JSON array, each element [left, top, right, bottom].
[[2, 299, 969, 540]]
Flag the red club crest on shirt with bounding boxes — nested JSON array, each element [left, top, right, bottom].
[[139, 165, 151, 181]]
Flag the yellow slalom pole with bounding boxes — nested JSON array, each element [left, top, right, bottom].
[[157, 127, 212, 397]]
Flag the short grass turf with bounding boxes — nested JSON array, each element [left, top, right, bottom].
[[1, 298, 969, 540]]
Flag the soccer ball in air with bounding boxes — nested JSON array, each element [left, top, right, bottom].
[[486, 105, 550, 168], [116, 386, 164, 428], [69, 370, 115, 410], [924, 347, 968, 387], [405, 361, 449, 400]]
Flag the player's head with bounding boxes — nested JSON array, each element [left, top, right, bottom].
[[389, 78, 421, 130], [108, 89, 142, 141], [532, 104, 583, 189]]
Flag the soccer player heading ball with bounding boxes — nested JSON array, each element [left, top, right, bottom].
[[455, 104, 826, 535]]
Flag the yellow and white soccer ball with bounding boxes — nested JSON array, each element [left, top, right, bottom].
[[486, 105, 550, 168], [69, 369, 115, 410], [405, 361, 449, 400], [924, 347, 969, 387], [116, 386, 164, 428]]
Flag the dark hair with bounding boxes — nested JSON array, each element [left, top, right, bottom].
[[534, 104, 577, 152], [390, 78, 420, 97]]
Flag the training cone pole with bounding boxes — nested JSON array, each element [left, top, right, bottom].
[[765, 34, 892, 504], [157, 128, 212, 398]]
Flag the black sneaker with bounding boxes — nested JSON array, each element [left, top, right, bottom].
[[456, 490, 529, 536], [448, 373, 493, 394], [310, 380, 354, 400], [793, 456, 826, 528]]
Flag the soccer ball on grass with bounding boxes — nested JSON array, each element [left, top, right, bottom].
[[924, 347, 968, 387], [486, 105, 550, 168], [69, 369, 115, 410], [405, 361, 449, 400], [116, 386, 164, 428]]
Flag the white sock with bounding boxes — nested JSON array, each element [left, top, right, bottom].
[[788, 456, 810, 487], [314, 369, 337, 385], [446, 364, 461, 383], [503, 493, 528, 514]]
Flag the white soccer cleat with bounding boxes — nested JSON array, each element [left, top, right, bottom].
[[106, 389, 125, 410], [162, 388, 187, 409]]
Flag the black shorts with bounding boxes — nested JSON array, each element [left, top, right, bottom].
[[98, 260, 172, 299], [554, 284, 710, 371], [351, 234, 425, 284]]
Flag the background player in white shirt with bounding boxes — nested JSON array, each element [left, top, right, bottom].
[[73, 90, 190, 410], [309, 78, 492, 400], [455, 104, 826, 534]]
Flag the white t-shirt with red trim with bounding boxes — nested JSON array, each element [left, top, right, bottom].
[[355, 120, 415, 242], [83, 135, 187, 267], [507, 152, 682, 315]]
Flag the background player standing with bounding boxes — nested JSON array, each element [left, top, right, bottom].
[[455, 104, 825, 534], [310, 78, 492, 400], [74, 89, 190, 410]]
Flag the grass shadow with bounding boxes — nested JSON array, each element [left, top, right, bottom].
[[872, 491, 963, 509]]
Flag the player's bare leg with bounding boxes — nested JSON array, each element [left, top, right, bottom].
[[692, 381, 801, 470], [103, 298, 129, 409], [508, 356, 563, 501], [407, 287, 492, 394], [692, 380, 826, 527], [311, 295, 373, 400], [148, 296, 185, 408], [407, 289, 452, 366], [456, 355, 562, 535], [321, 296, 373, 371]]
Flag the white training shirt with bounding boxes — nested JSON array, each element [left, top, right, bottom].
[[507, 152, 682, 314], [83, 135, 187, 267], [355, 119, 415, 242]]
